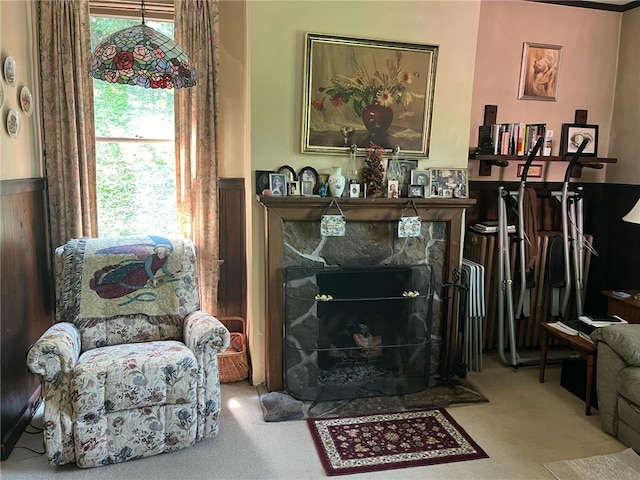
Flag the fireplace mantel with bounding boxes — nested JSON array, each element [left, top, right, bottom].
[[258, 195, 475, 392]]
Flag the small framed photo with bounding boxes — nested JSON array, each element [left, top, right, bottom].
[[349, 183, 361, 198], [301, 180, 314, 196], [430, 169, 468, 198], [408, 185, 424, 198], [288, 181, 300, 196], [560, 123, 598, 157], [517, 163, 543, 178], [256, 170, 275, 194], [387, 180, 399, 198], [411, 170, 430, 187], [269, 173, 287, 196]]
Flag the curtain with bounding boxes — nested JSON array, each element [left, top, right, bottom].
[[174, 0, 221, 314], [38, 0, 97, 249]]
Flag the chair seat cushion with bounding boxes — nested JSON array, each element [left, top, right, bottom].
[[72, 341, 199, 415]]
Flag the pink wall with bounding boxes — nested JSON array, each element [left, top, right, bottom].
[[469, 1, 621, 183]]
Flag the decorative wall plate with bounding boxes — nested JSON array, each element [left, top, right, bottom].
[[3, 56, 16, 87], [6, 108, 20, 138], [20, 86, 32, 116]]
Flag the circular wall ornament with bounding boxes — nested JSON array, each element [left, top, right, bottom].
[[6, 108, 20, 138], [3, 56, 16, 87], [20, 86, 33, 116]]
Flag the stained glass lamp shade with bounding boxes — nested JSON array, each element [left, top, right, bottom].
[[88, 24, 197, 89]]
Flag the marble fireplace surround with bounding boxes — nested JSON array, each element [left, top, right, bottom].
[[258, 196, 475, 392]]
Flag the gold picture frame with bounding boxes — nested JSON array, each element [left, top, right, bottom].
[[302, 33, 438, 157], [518, 42, 561, 101]]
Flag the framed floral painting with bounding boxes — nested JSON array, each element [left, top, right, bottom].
[[302, 33, 438, 157]]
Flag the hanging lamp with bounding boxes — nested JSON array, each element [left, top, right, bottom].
[[88, 0, 197, 89]]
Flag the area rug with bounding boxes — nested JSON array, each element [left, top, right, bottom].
[[544, 448, 640, 480], [306, 408, 488, 476]]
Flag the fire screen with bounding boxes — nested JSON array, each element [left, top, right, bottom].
[[283, 264, 434, 401]]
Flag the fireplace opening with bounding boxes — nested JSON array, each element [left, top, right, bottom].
[[283, 265, 434, 401]]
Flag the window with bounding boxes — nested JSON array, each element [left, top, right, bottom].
[[90, 16, 178, 237]]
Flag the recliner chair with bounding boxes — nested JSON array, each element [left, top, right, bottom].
[[27, 235, 230, 467]]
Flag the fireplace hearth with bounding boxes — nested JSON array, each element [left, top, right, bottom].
[[284, 265, 434, 401]]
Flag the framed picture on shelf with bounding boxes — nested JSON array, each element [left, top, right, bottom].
[[269, 173, 287, 196], [301, 33, 439, 157], [560, 123, 598, 157], [301, 180, 314, 196], [430, 169, 468, 198], [410, 170, 430, 187], [299, 166, 320, 194], [349, 183, 361, 197], [408, 185, 423, 198], [255, 170, 274, 194], [518, 42, 561, 101], [288, 181, 300, 196], [387, 180, 399, 198]]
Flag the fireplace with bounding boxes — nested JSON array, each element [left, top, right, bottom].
[[258, 196, 475, 392], [283, 264, 434, 401]]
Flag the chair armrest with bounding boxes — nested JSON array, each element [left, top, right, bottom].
[[184, 311, 231, 355], [27, 322, 81, 380]]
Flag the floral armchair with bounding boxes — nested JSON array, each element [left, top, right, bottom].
[[27, 236, 230, 468]]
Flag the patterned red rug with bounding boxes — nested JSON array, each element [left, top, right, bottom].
[[306, 408, 488, 476]]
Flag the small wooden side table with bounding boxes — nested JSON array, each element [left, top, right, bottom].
[[601, 290, 640, 324], [539, 322, 598, 415]]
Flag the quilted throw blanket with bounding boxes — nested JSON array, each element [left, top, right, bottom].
[[62, 236, 186, 326]]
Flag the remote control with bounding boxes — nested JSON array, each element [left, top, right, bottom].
[[612, 291, 631, 298]]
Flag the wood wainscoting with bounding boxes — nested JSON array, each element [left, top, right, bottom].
[[218, 178, 247, 319], [1, 178, 54, 460]]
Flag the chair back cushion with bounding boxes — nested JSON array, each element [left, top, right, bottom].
[[56, 235, 200, 351]]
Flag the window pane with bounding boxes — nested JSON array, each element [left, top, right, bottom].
[[96, 142, 178, 237]]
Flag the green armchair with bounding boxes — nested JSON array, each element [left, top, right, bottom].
[[591, 324, 640, 452]]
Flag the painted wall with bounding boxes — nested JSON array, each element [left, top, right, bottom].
[[607, 6, 640, 185], [218, 0, 249, 179], [469, 0, 621, 184], [1, 1, 42, 180], [248, 0, 482, 384]]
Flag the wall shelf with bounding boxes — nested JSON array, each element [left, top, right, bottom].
[[470, 152, 617, 177]]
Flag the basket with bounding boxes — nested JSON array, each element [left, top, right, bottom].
[[218, 316, 249, 383]]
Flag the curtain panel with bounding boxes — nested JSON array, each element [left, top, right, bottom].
[[38, 0, 98, 249], [174, 0, 221, 314]]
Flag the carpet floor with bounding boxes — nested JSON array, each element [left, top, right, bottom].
[[307, 408, 488, 476], [544, 447, 640, 480]]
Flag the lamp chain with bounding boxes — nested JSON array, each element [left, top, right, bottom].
[[141, 0, 146, 24]]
